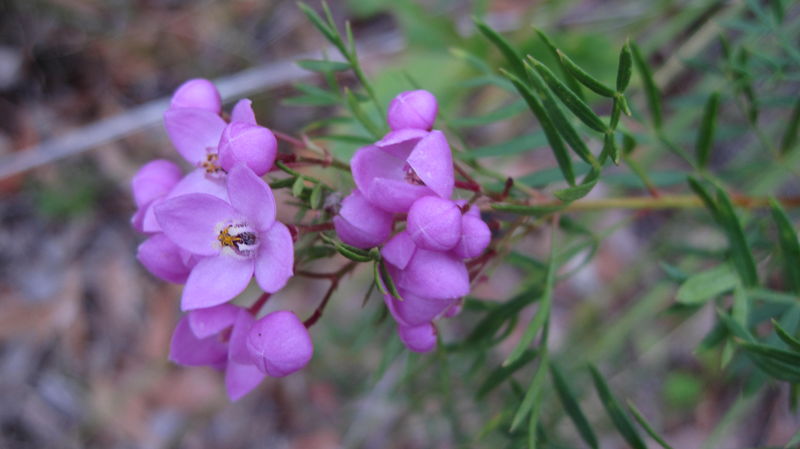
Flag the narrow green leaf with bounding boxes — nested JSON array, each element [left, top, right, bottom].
[[550, 364, 599, 449], [296, 59, 351, 73], [477, 350, 538, 398], [676, 264, 738, 305], [492, 202, 565, 217], [345, 88, 383, 139], [309, 184, 323, 209], [589, 365, 648, 449], [373, 261, 388, 295], [524, 64, 598, 166], [457, 132, 548, 160], [770, 198, 800, 293], [268, 177, 296, 189], [714, 188, 759, 287], [616, 41, 633, 92], [556, 49, 615, 97], [503, 69, 576, 185], [379, 260, 404, 301], [687, 177, 722, 222], [450, 100, 527, 128], [320, 233, 373, 262], [739, 341, 800, 365], [528, 57, 609, 134], [696, 92, 720, 169], [732, 284, 750, 327], [510, 354, 549, 432], [630, 42, 663, 130], [603, 131, 619, 164], [627, 400, 675, 449], [291, 176, 305, 197], [781, 97, 800, 154], [297, 2, 339, 46], [773, 319, 800, 352], [474, 19, 526, 79], [554, 168, 600, 202], [534, 28, 585, 101]]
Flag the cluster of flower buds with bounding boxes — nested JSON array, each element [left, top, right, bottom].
[[334, 90, 492, 353], [131, 80, 312, 400]]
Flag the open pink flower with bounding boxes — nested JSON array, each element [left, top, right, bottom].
[[155, 165, 294, 310], [351, 129, 454, 213]]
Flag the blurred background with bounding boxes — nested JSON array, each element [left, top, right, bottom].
[[1, 0, 799, 448]]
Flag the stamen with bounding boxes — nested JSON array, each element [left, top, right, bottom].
[[403, 164, 425, 186], [218, 224, 259, 257], [201, 153, 225, 174]]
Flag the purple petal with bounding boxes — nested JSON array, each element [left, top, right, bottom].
[[333, 190, 393, 249], [169, 79, 222, 113], [167, 169, 228, 200], [155, 193, 238, 255], [367, 177, 433, 214], [253, 222, 294, 293], [384, 290, 455, 327], [398, 323, 437, 353], [396, 248, 469, 300], [453, 214, 491, 259], [188, 303, 239, 339], [164, 107, 226, 164], [381, 231, 416, 270], [228, 309, 256, 365], [407, 130, 454, 199], [247, 311, 313, 377], [407, 196, 462, 251], [225, 359, 265, 401], [387, 90, 438, 131], [181, 254, 254, 310], [351, 145, 405, 195], [455, 199, 480, 218], [375, 129, 428, 158], [137, 233, 191, 284], [131, 159, 182, 208], [443, 298, 463, 318], [218, 123, 277, 176], [169, 316, 228, 366], [226, 165, 276, 231], [230, 98, 257, 125]]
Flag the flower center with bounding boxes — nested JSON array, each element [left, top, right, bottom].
[[218, 223, 259, 257], [403, 163, 425, 186], [201, 152, 225, 175]]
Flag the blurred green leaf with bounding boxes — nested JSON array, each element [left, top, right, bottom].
[[557, 48, 615, 97], [458, 132, 547, 160], [510, 353, 548, 432], [770, 199, 800, 293], [550, 363, 599, 449], [630, 42, 663, 130], [616, 42, 633, 92], [589, 365, 648, 449], [554, 168, 600, 202], [296, 59, 351, 73], [534, 28, 586, 101], [676, 264, 738, 305], [781, 97, 800, 154], [474, 18, 526, 79], [477, 350, 538, 399], [696, 92, 720, 169], [773, 319, 800, 352], [627, 400, 675, 449]]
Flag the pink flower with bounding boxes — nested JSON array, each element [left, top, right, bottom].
[[398, 323, 437, 353], [351, 129, 454, 213], [406, 196, 462, 251], [387, 90, 438, 131], [155, 165, 294, 310], [130, 159, 183, 233], [333, 189, 394, 249], [247, 310, 313, 377]]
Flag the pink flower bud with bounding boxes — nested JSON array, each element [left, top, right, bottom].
[[387, 90, 438, 131], [333, 190, 393, 249], [453, 214, 491, 259], [218, 122, 277, 176], [407, 196, 462, 251], [247, 311, 313, 377], [398, 323, 437, 353], [170, 78, 222, 113]]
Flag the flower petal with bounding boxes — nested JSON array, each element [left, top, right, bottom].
[[407, 196, 462, 251], [366, 177, 433, 213], [137, 233, 191, 284], [333, 190, 393, 249], [375, 129, 427, 158], [164, 107, 226, 164], [384, 290, 455, 327], [351, 145, 405, 195], [181, 254, 254, 310], [381, 231, 416, 270], [170, 79, 221, 113], [407, 130, 454, 199], [231, 98, 257, 125], [253, 222, 294, 293], [188, 303, 240, 339], [167, 169, 228, 200], [155, 193, 237, 255], [169, 316, 228, 366], [453, 214, 491, 259], [228, 309, 256, 365], [387, 90, 438, 131], [218, 123, 277, 176], [247, 311, 313, 377], [396, 248, 469, 300], [398, 323, 437, 353], [225, 359, 265, 401], [131, 159, 182, 208], [226, 165, 276, 230]]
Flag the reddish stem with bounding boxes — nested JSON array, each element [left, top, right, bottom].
[[248, 292, 271, 315], [295, 222, 335, 235]]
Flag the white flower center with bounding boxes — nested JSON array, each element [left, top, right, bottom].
[[217, 223, 259, 257]]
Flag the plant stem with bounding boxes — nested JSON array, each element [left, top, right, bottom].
[[518, 194, 800, 212]]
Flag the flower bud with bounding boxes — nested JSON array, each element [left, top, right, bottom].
[[398, 323, 437, 353], [247, 311, 313, 377], [131, 159, 182, 208], [407, 196, 462, 251], [453, 214, 491, 259], [170, 78, 222, 113], [333, 190, 393, 249], [387, 90, 438, 131], [218, 122, 277, 176]]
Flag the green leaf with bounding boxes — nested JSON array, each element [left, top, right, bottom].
[[309, 184, 323, 209], [554, 168, 600, 202], [345, 88, 383, 139], [714, 187, 759, 287], [556, 49, 615, 97], [770, 198, 800, 293], [502, 69, 576, 186], [589, 365, 648, 449], [773, 319, 800, 352], [491, 202, 565, 217], [676, 264, 738, 305], [528, 57, 609, 134], [550, 364, 599, 449], [534, 28, 585, 101], [474, 18, 525, 79], [373, 261, 388, 295], [450, 100, 527, 128], [630, 42, 663, 130], [627, 400, 675, 449], [739, 341, 800, 365], [781, 97, 800, 154], [378, 260, 404, 301], [603, 131, 619, 164], [616, 41, 633, 92], [510, 353, 549, 432], [296, 59, 351, 73], [696, 92, 720, 169], [292, 176, 305, 197], [457, 132, 548, 160], [320, 233, 373, 262], [298, 2, 338, 44], [477, 349, 538, 399]]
